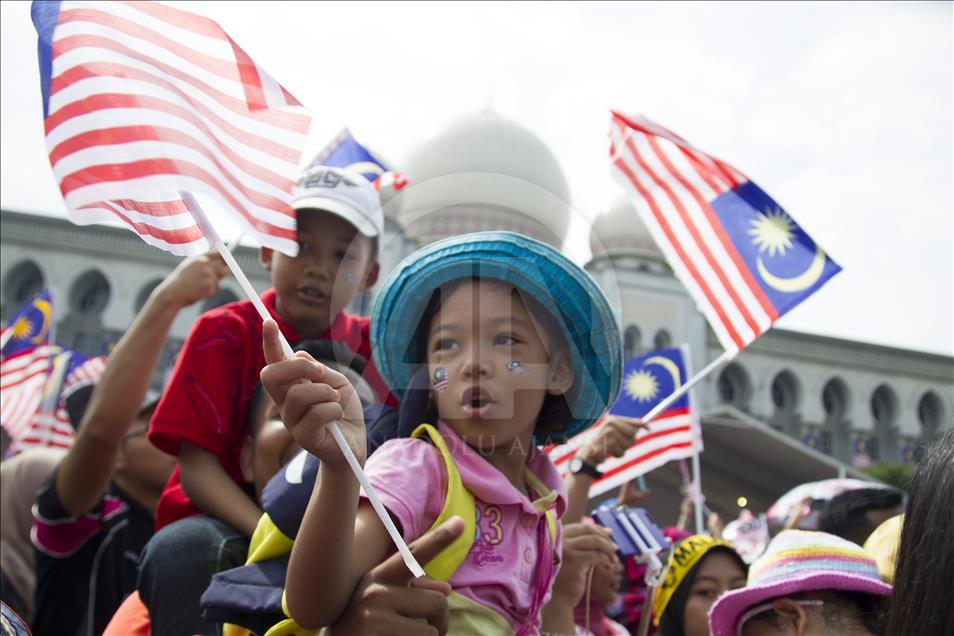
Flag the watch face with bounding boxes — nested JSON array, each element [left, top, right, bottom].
[[569, 457, 583, 473]]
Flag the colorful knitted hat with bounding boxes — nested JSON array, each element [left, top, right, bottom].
[[708, 530, 892, 636], [370, 231, 622, 442]]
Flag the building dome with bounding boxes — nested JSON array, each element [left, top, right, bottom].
[[393, 110, 571, 246], [589, 197, 664, 262]]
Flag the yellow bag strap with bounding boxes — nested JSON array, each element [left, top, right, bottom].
[[411, 423, 477, 582], [524, 469, 558, 540]]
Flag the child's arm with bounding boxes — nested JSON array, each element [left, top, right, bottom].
[[260, 320, 384, 628], [179, 442, 263, 536], [55, 254, 226, 518]]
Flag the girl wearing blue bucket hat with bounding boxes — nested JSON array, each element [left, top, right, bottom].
[[260, 231, 622, 634]]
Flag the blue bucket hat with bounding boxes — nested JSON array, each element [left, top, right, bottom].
[[370, 231, 622, 442]]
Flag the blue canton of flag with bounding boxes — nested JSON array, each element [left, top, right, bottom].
[[709, 181, 842, 319], [307, 128, 390, 182], [1, 289, 54, 359], [611, 347, 689, 419]]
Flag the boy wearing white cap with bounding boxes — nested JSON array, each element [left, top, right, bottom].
[[139, 166, 392, 636]]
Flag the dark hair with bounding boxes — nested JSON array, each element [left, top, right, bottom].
[[884, 428, 954, 636], [745, 590, 886, 635], [246, 339, 369, 433], [656, 545, 748, 636], [413, 277, 574, 442], [64, 384, 96, 431], [818, 487, 904, 545]]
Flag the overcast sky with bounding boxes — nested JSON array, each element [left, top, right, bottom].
[[2, 1, 951, 355]]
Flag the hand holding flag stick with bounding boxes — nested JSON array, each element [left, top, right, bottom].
[[183, 193, 425, 578]]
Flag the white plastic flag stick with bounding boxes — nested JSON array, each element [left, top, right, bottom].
[[692, 449, 705, 535], [181, 193, 425, 578], [639, 350, 736, 425], [682, 343, 706, 536]]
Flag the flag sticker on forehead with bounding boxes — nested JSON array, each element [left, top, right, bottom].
[[609, 111, 841, 353], [31, 0, 311, 257]]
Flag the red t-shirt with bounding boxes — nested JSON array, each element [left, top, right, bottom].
[[148, 288, 395, 530]]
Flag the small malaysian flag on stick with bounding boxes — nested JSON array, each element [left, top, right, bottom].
[[609, 111, 841, 354], [548, 346, 701, 498], [32, 0, 311, 257]]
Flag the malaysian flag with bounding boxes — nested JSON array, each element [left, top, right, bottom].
[[17, 348, 76, 451], [32, 0, 312, 257], [20, 352, 109, 451], [1, 290, 57, 445], [308, 128, 408, 196], [609, 112, 841, 353], [548, 347, 700, 498]]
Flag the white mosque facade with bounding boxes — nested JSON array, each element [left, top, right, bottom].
[[2, 110, 951, 518]]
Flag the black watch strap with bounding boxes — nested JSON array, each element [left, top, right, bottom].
[[571, 457, 603, 479]]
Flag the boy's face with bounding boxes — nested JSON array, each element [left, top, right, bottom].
[[426, 280, 573, 451], [261, 209, 379, 338]]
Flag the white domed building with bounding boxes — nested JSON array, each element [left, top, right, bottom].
[[394, 109, 571, 247]]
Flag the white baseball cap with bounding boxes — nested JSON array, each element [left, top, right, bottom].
[[292, 165, 384, 239]]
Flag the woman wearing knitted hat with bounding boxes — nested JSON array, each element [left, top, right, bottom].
[[653, 535, 748, 636], [708, 530, 891, 636]]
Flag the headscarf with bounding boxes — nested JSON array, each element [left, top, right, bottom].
[[654, 535, 746, 635]]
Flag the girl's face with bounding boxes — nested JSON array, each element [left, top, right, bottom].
[[683, 550, 747, 636], [426, 279, 572, 452]]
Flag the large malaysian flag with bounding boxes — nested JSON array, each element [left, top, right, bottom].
[[610, 111, 841, 353], [32, 0, 311, 256]]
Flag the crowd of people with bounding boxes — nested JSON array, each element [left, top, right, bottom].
[[1, 165, 951, 636]]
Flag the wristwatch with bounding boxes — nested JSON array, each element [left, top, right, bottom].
[[569, 457, 603, 479]]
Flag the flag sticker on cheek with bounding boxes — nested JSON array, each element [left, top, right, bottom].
[[343, 271, 355, 284], [507, 360, 530, 377], [432, 367, 449, 393]]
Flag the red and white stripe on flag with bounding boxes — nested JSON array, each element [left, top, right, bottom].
[[547, 408, 700, 499], [63, 355, 107, 395], [43, 1, 311, 256], [0, 346, 56, 443], [16, 409, 76, 452], [609, 111, 777, 353]]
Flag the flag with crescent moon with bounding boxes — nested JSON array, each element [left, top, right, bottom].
[[547, 346, 701, 497], [1, 290, 58, 445], [609, 111, 841, 353], [307, 128, 408, 199]]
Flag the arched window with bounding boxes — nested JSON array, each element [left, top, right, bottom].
[[717, 363, 751, 411], [770, 370, 800, 414], [769, 370, 801, 435], [2, 260, 45, 315], [821, 377, 851, 462], [70, 270, 110, 316], [917, 391, 943, 446], [134, 279, 164, 313], [623, 325, 642, 360], [870, 385, 899, 462], [201, 288, 239, 313], [653, 329, 672, 350]]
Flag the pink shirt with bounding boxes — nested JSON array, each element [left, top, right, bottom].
[[361, 421, 566, 634]]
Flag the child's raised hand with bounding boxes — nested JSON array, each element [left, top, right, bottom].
[[154, 252, 228, 309], [260, 320, 366, 467]]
